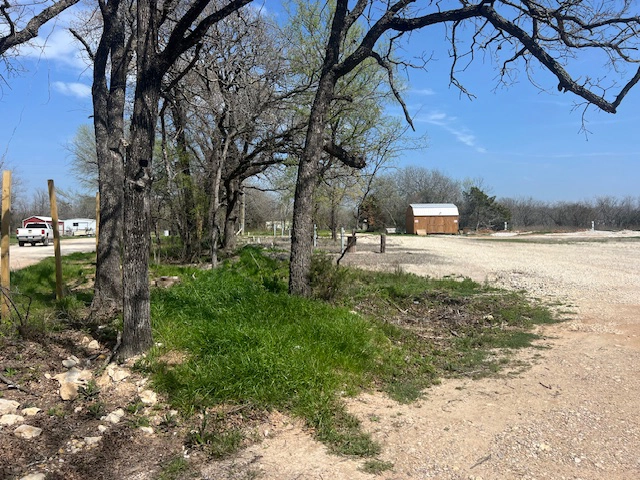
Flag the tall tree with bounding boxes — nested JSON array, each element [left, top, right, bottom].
[[462, 186, 510, 230], [88, 0, 132, 320], [289, 0, 640, 295], [119, 0, 253, 359]]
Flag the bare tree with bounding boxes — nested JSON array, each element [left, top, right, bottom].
[[161, 8, 303, 265], [0, 0, 80, 58], [289, 0, 640, 295], [67, 124, 99, 192], [501, 197, 548, 228]]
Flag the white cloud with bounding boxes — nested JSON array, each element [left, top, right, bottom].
[[416, 110, 486, 153], [53, 81, 91, 99], [411, 88, 436, 96], [18, 28, 89, 71]]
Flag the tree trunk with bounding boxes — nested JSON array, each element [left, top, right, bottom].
[[289, 0, 348, 296], [208, 151, 223, 268], [91, 0, 127, 321], [289, 74, 337, 295], [119, 1, 158, 359], [222, 176, 240, 252], [330, 194, 338, 241], [169, 99, 197, 261]]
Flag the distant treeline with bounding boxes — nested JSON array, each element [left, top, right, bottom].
[[363, 167, 640, 232], [501, 196, 640, 231]]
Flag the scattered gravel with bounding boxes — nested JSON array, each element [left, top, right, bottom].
[[229, 231, 640, 479]]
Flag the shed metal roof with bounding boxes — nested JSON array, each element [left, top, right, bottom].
[[409, 203, 459, 216]]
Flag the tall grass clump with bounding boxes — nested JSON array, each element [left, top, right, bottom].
[[147, 247, 400, 454]]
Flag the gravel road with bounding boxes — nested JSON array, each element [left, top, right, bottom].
[[9, 237, 96, 270], [219, 231, 640, 480]]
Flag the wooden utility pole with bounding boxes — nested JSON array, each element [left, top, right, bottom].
[[1, 171, 11, 319], [48, 180, 64, 300]]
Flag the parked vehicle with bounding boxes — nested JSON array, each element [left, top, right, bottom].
[[16, 222, 54, 247]]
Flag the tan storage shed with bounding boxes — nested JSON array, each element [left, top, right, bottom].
[[406, 203, 459, 235]]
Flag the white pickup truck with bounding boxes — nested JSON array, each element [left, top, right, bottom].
[[16, 222, 54, 247]]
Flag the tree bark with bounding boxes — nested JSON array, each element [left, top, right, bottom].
[[169, 98, 197, 261], [222, 176, 240, 252], [289, 74, 337, 295], [208, 151, 223, 268], [119, 0, 158, 359], [289, 0, 346, 296], [91, 0, 127, 320]]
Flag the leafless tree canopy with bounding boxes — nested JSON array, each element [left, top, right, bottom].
[[0, 0, 80, 66]]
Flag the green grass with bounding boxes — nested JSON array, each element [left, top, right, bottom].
[[3, 252, 95, 337], [145, 254, 393, 455], [361, 459, 394, 475], [7, 245, 558, 460], [140, 246, 555, 455], [318, 262, 556, 382], [157, 457, 191, 480]]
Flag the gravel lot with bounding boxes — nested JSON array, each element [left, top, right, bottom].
[[9, 237, 96, 270], [221, 231, 640, 480]]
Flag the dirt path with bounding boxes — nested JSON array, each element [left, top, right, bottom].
[[219, 232, 640, 479]]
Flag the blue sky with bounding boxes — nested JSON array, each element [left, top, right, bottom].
[[1, 4, 639, 203], [1, 16, 92, 199]]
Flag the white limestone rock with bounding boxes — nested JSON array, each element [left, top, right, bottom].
[[0, 414, 25, 426], [139, 389, 157, 405], [14, 424, 43, 439], [21, 407, 41, 416], [0, 399, 20, 415]]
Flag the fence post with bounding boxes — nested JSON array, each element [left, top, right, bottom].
[[345, 233, 356, 253], [380, 234, 386, 253], [48, 180, 64, 300], [1, 171, 11, 320]]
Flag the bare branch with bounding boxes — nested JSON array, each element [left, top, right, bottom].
[[0, 0, 81, 55], [370, 50, 414, 130], [323, 142, 365, 169], [479, 2, 640, 113], [69, 27, 94, 62]]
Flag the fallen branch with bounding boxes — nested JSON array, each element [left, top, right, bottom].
[[0, 367, 39, 397], [103, 331, 122, 367]]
